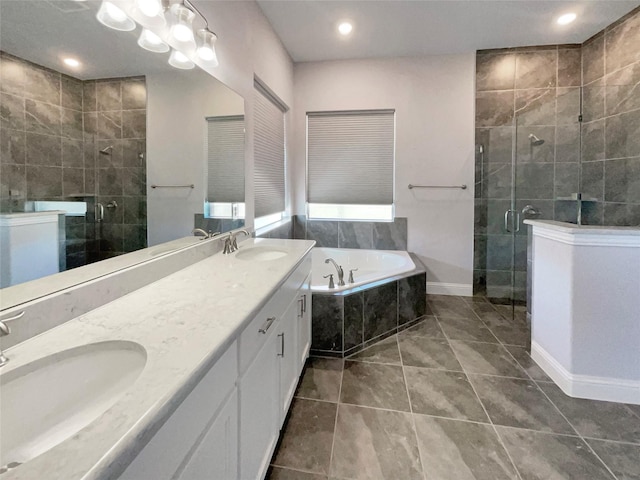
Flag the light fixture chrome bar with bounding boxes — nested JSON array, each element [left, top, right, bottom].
[[408, 184, 468, 190], [150, 184, 195, 189]]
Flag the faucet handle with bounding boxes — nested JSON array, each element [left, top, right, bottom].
[[323, 273, 335, 289], [348, 268, 358, 283]]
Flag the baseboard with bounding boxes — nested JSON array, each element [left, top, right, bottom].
[[531, 341, 640, 405], [426, 282, 473, 296]]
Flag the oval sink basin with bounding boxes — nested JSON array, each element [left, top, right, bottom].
[[235, 246, 288, 262], [0, 341, 146, 469]]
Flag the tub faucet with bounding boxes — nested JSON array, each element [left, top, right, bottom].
[[324, 258, 345, 286]]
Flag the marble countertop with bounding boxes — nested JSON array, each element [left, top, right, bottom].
[[524, 220, 640, 236], [2, 238, 315, 480]]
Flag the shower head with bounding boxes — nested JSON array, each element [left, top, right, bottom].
[[99, 145, 113, 155], [528, 134, 545, 146]]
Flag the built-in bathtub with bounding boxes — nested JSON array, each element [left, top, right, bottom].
[[310, 247, 427, 357]]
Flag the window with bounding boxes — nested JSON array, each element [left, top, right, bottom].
[[205, 115, 245, 219], [306, 109, 395, 221], [253, 79, 287, 228]]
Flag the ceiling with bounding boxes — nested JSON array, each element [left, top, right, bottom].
[[256, 0, 640, 62]]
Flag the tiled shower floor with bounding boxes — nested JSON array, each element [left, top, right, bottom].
[[267, 295, 640, 480]]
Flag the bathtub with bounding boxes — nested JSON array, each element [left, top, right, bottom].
[[311, 248, 416, 293]]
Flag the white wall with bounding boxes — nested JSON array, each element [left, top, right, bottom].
[[292, 56, 476, 291], [147, 1, 294, 244]]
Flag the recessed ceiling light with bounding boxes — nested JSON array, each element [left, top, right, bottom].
[[557, 13, 577, 25], [63, 58, 81, 68], [338, 22, 353, 36]]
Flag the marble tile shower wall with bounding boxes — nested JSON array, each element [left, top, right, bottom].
[[292, 215, 408, 250], [581, 8, 640, 226], [0, 51, 147, 268], [474, 45, 582, 299], [84, 76, 147, 260]]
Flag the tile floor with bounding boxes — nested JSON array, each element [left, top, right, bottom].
[[266, 295, 640, 480]]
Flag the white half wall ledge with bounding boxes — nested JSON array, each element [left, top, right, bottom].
[[426, 282, 472, 296], [532, 341, 640, 405]]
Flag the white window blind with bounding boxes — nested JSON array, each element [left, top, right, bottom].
[[253, 81, 287, 218], [206, 115, 245, 203], [307, 110, 395, 205]]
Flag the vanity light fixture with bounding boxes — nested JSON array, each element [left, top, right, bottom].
[[169, 3, 196, 48], [196, 29, 218, 65], [168, 49, 195, 69], [96, 1, 136, 31], [135, 0, 163, 18], [557, 12, 577, 25], [138, 28, 170, 53]]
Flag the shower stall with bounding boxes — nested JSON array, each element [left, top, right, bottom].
[[474, 36, 640, 320]]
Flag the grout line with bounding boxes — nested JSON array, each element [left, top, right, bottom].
[[327, 348, 345, 479], [444, 312, 526, 480]]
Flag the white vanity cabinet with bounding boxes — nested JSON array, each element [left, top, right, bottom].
[[119, 253, 312, 480]]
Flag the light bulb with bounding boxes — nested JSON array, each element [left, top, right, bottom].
[[338, 22, 353, 35], [169, 4, 196, 46], [136, 0, 162, 17], [168, 49, 195, 70], [63, 58, 81, 67], [96, 1, 136, 31], [138, 29, 170, 53], [557, 13, 577, 25], [196, 29, 219, 66]]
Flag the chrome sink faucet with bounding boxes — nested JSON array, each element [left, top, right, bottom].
[[223, 229, 251, 254], [191, 228, 220, 239], [0, 311, 24, 367], [324, 258, 345, 286]]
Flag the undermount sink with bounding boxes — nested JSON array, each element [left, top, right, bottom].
[[0, 340, 146, 470], [235, 246, 289, 262]]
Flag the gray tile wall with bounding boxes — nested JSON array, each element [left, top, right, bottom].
[[0, 51, 147, 268], [473, 6, 640, 299], [292, 215, 408, 250]]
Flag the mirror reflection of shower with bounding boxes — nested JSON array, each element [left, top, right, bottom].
[[528, 134, 545, 146], [99, 145, 113, 155]]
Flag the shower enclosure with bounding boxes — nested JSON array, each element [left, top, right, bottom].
[[474, 42, 640, 321]]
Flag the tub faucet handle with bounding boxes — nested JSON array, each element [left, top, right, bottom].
[[348, 268, 358, 283], [323, 273, 335, 289]]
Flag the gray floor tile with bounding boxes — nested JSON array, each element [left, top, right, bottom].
[[267, 466, 329, 480], [404, 367, 489, 422], [439, 316, 499, 343], [480, 313, 530, 346], [497, 427, 616, 480], [586, 439, 640, 480], [397, 315, 445, 339], [348, 335, 401, 365], [627, 404, 640, 419], [398, 336, 463, 371], [340, 361, 410, 411], [272, 398, 337, 475], [296, 357, 343, 402], [414, 415, 518, 480], [539, 383, 640, 443], [469, 375, 575, 434], [428, 295, 477, 319], [505, 345, 551, 382], [450, 340, 528, 378], [331, 404, 423, 480]]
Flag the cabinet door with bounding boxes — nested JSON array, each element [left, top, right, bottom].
[[177, 389, 238, 480], [278, 298, 299, 423], [239, 328, 280, 480], [297, 281, 311, 374]]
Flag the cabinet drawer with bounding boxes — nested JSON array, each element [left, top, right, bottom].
[[120, 342, 238, 480], [239, 255, 311, 373]]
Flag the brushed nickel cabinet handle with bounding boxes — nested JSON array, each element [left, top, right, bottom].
[[259, 316, 276, 334]]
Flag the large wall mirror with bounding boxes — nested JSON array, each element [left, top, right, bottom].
[[0, 0, 245, 303]]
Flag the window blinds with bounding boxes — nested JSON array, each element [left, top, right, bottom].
[[253, 82, 286, 218], [307, 110, 395, 205], [206, 115, 245, 203]]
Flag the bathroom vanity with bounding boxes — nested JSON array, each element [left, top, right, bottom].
[[525, 220, 640, 405], [0, 237, 314, 480]]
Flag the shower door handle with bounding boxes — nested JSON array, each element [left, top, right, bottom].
[[95, 203, 104, 223], [504, 209, 514, 233]]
